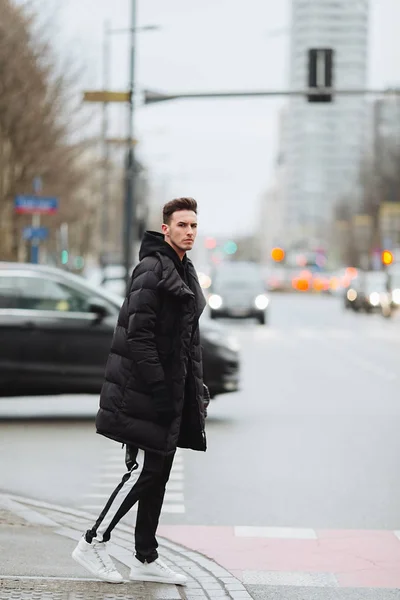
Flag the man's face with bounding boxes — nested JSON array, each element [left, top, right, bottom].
[[162, 210, 198, 254]]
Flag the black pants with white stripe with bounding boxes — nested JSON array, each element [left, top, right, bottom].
[[85, 445, 175, 564]]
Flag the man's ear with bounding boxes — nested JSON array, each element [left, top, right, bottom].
[[161, 223, 168, 235]]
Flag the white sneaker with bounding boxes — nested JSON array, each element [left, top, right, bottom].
[[129, 556, 187, 585], [72, 537, 123, 583]]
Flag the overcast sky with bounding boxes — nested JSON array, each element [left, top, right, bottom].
[[35, 0, 400, 237]]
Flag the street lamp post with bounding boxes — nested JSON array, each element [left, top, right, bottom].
[[101, 20, 111, 261], [100, 18, 159, 268], [84, 6, 159, 281], [123, 0, 137, 291]]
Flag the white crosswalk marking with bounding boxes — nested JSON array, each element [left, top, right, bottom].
[[78, 446, 185, 515], [236, 325, 400, 344], [296, 328, 322, 339]]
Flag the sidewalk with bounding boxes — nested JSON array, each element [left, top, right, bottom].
[[2, 494, 400, 600], [0, 493, 252, 600]]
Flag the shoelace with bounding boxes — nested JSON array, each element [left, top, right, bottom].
[[155, 560, 174, 574], [93, 543, 116, 574]]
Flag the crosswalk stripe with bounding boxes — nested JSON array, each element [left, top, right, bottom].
[[80, 503, 185, 513], [236, 326, 400, 343], [78, 446, 185, 515]]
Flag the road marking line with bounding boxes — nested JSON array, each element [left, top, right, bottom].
[[234, 526, 317, 540], [83, 491, 184, 502], [81, 503, 185, 513], [367, 330, 400, 342], [163, 492, 185, 502], [0, 575, 105, 583], [166, 481, 184, 491], [168, 471, 184, 481], [80, 447, 186, 515], [296, 328, 322, 339], [326, 329, 353, 339], [0, 496, 58, 527], [96, 471, 184, 482], [241, 570, 338, 587], [89, 480, 183, 491], [306, 331, 398, 382]]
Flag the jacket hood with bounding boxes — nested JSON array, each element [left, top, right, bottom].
[[139, 231, 186, 274]]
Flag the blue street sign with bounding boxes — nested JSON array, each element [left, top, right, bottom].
[[23, 227, 49, 241], [15, 195, 58, 215]]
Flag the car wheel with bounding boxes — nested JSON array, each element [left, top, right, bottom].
[[257, 312, 266, 325]]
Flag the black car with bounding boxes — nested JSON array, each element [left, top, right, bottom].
[[380, 268, 400, 318], [0, 262, 240, 398], [208, 262, 269, 325], [344, 271, 386, 313]]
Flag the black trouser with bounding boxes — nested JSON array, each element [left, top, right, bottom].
[[85, 445, 175, 563]]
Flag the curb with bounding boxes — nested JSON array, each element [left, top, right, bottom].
[[0, 493, 252, 600]]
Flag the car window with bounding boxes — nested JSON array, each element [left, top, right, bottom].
[[389, 275, 400, 289], [0, 276, 20, 308], [365, 275, 386, 291], [0, 276, 94, 313], [213, 266, 264, 292]]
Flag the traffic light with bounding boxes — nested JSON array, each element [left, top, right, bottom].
[[204, 237, 217, 250], [223, 240, 237, 255], [61, 250, 69, 265], [382, 250, 393, 266], [307, 48, 334, 103], [271, 247, 285, 262]]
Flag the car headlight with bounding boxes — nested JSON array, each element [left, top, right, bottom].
[[369, 292, 380, 306], [254, 294, 269, 310], [204, 330, 240, 352], [208, 294, 223, 310], [392, 289, 400, 305], [347, 289, 357, 301]]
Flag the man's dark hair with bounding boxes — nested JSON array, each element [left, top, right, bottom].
[[163, 197, 197, 225]]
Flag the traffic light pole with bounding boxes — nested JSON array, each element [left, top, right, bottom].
[[101, 20, 111, 262], [144, 87, 400, 105], [123, 0, 137, 291]]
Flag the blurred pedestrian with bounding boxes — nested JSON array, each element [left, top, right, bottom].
[[72, 197, 208, 585]]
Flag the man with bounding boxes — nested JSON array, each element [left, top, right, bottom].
[[72, 197, 208, 585]]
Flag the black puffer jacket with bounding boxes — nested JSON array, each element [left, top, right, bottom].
[[96, 231, 207, 455]]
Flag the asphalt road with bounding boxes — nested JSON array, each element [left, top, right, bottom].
[[186, 294, 400, 530], [1, 293, 400, 531]]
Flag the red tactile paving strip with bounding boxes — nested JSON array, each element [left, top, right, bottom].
[[158, 525, 400, 589]]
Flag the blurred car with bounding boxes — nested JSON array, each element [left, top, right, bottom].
[[100, 264, 129, 297], [344, 270, 387, 312], [200, 317, 240, 397], [208, 262, 269, 325], [0, 262, 240, 399], [291, 269, 313, 292], [380, 268, 400, 318], [262, 265, 286, 292]]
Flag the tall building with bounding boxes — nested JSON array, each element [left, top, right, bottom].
[[372, 94, 400, 249], [372, 94, 400, 165], [285, 0, 370, 247], [258, 107, 287, 262]]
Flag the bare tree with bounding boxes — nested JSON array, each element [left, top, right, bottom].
[[0, 0, 99, 263]]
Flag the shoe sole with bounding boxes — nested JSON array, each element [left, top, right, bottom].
[[129, 574, 187, 586], [72, 549, 123, 584]]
